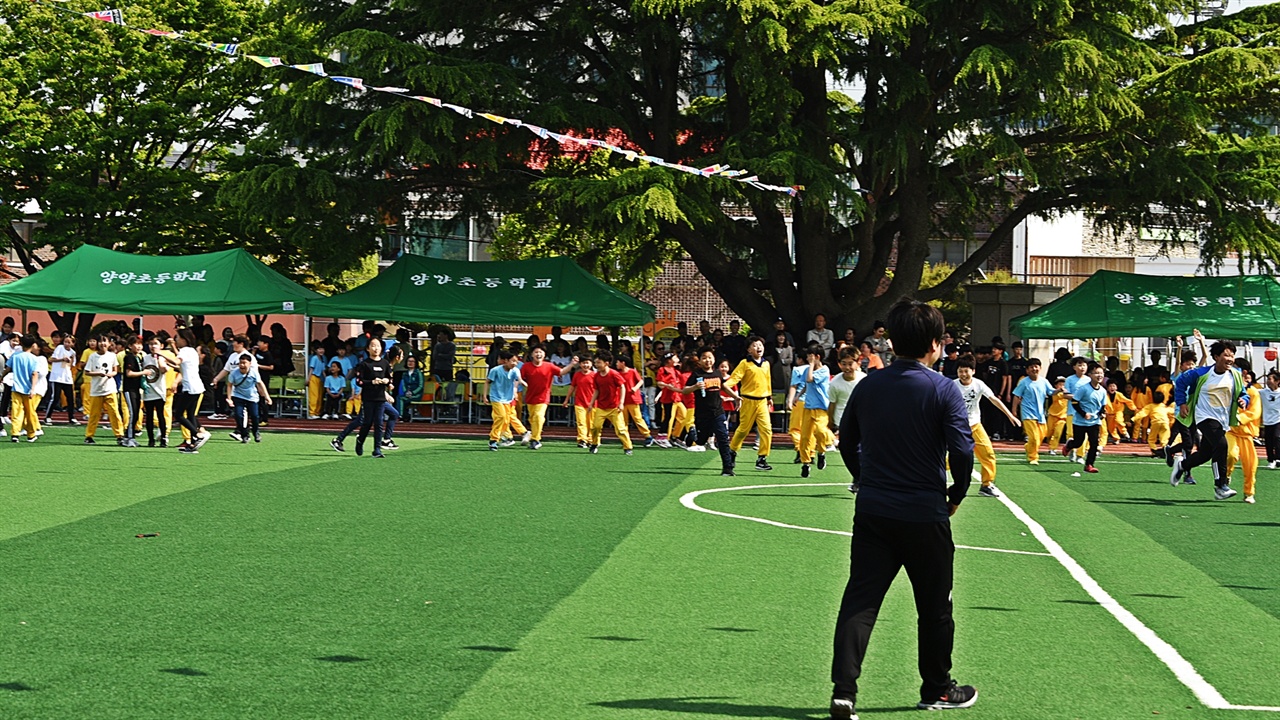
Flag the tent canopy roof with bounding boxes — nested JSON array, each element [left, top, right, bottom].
[[0, 245, 320, 316], [1008, 271, 1280, 340], [307, 255, 656, 326]]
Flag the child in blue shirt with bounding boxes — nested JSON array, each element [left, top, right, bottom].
[[308, 343, 328, 419], [322, 361, 347, 419], [798, 346, 832, 477], [227, 354, 272, 443]]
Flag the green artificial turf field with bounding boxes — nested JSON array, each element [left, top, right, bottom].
[[1, 427, 1277, 719]]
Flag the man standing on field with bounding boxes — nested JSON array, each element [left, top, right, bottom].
[[830, 300, 977, 720]]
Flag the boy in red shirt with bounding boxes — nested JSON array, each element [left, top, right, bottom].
[[615, 357, 657, 448], [654, 353, 681, 446], [588, 350, 634, 454], [520, 345, 578, 450], [566, 355, 596, 447]]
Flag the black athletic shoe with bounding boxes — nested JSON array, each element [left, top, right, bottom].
[[589, 444, 599, 454], [829, 697, 858, 720], [721, 468, 736, 477], [793, 452, 801, 464], [801, 464, 811, 479], [755, 456, 773, 471], [253, 433, 261, 443], [817, 453, 827, 470], [371, 452, 386, 459], [355, 441, 364, 456], [178, 445, 199, 455], [83, 437, 96, 445], [918, 682, 978, 710], [330, 438, 345, 453]]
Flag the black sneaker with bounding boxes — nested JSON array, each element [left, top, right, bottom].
[[801, 464, 811, 478], [355, 442, 364, 456], [721, 468, 736, 477], [253, 433, 261, 443], [793, 452, 801, 464], [84, 437, 96, 445], [371, 452, 386, 459], [489, 441, 499, 451], [577, 441, 587, 449], [829, 697, 857, 720], [918, 682, 978, 710], [817, 453, 827, 470], [755, 457, 773, 471], [178, 445, 199, 455], [624, 448, 633, 456], [381, 439, 399, 450], [589, 444, 599, 454], [160, 438, 168, 448], [228, 432, 243, 443], [330, 438, 345, 453]]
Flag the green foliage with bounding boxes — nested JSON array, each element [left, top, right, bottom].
[[0, 0, 376, 283], [242, 0, 1280, 330]]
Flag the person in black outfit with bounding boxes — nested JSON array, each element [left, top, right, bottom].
[[353, 337, 392, 458], [720, 320, 749, 367], [120, 335, 145, 448], [1046, 347, 1073, 387], [977, 346, 1009, 439], [679, 347, 740, 476], [254, 337, 276, 426], [830, 299, 978, 720]]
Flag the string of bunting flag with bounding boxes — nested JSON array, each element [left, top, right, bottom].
[[44, 2, 805, 197]]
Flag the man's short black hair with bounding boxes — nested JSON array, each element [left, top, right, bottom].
[[956, 354, 977, 370], [498, 350, 515, 361], [1211, 340, 1237, 358], [838, 346, 859, 361], [1011, 340, 1023, 349], [596, 350, 613, 363], [884, 299, 944, 359], [1026, 358, 1042, 367]]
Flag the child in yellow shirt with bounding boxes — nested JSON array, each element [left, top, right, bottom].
[[1046, 376, 1069, 453], [1226, 369, 1262, 504], [1104, 381, 1136, 443], [1131, 390, 1175, 453]]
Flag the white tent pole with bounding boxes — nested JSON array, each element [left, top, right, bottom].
[[303, 316, 312, 419]]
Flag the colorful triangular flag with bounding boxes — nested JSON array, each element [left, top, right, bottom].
[[331, 76, 365, 90], [245, 55, 284, 68], [85, 8, 124, 24], [289, 63, 327, 76]]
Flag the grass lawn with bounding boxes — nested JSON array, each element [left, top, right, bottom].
[[1, 427, 1276, 719]]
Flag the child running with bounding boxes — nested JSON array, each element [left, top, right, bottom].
[[1225, 366, 1261, 503], [1131, 390, 1176, 456], [228, 353, 273, 443], [678, 347, 739, 475], [956, 354, 1020, 495], [723, 336, 774, 471], [1010, 358, 1053, 465], [1063, 364, 1109, 474], [1045, 376, 1069, 454], [797, 346, 832, 479], [1262, 371, 1280, 470], [486, 351, 528, 451], [83, 335, 125, 446], [588, 350, 634, 455], [521, 346, 578, 450], [567, 354, 596, 448]]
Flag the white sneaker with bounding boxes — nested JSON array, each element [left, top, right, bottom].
[[1270, 460, 1280, 470], [686, 444, 707, 452], [1244, 495, 1256, 504], [1214, 485, 1238, 501], [499, 439, 516, 447], [1170, 454, 1185, 486], [34, 429, 44, 437], [521, 431, 532, 445]]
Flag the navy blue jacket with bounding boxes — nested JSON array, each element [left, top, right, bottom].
[[839, 359, 975, 522]]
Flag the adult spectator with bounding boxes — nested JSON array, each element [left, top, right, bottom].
[[864, 321, 894, 366], [977, 345, 1010, 440], [697, 319, 715, 348], [857, 341, 884, 373], [1144, 348, 1167, 380], [807, 313, 835, 355], [430, 331, 457, 382], [320, 322, 344, 359], [721, 319, 748, 365], [773, 317, 796, 348], [831, 299, 977, 719], [254, 337, 276, 425], [1046, 347, 1073, 384]]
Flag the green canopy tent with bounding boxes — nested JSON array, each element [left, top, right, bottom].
[[0, 244, 321, 316], [307, 254, 657, 326], [1008, 270, 1280, 340]]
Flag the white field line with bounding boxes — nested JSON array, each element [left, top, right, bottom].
[[678, 483, 1052, 557], [997, 492, 1280, 712], [679, 481, 1280, 713]]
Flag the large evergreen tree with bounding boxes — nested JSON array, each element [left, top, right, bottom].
[[49, 0, 1280, 333]]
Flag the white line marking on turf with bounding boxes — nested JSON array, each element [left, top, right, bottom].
[[679, 484, 1052, 557], [996, 492, 1280, 712]]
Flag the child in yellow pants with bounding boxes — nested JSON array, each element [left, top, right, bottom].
[[1226, 373, 1261, 503]]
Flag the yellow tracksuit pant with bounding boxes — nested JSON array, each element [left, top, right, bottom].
[[1227, 432, 1259, 498], [85, 394, 123, 439], [1046, 415, 1068, 448], [972, 423, 997, 486], [730, 397, 773, 457], [490, 401, 527, 442], [622, 404, 651, 438], [10, 391, 41, 437], [1147, 419, 1172, 451], [1022, 419, 1045, 463], [789, 399, 834, 452], [590, 407, 633, 450], [308, 375, 323, 417], [799, 408, 830, 465], [573, 404, 593, 444], [527, 403, 548, 441], [668, 403, 692, 440]]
